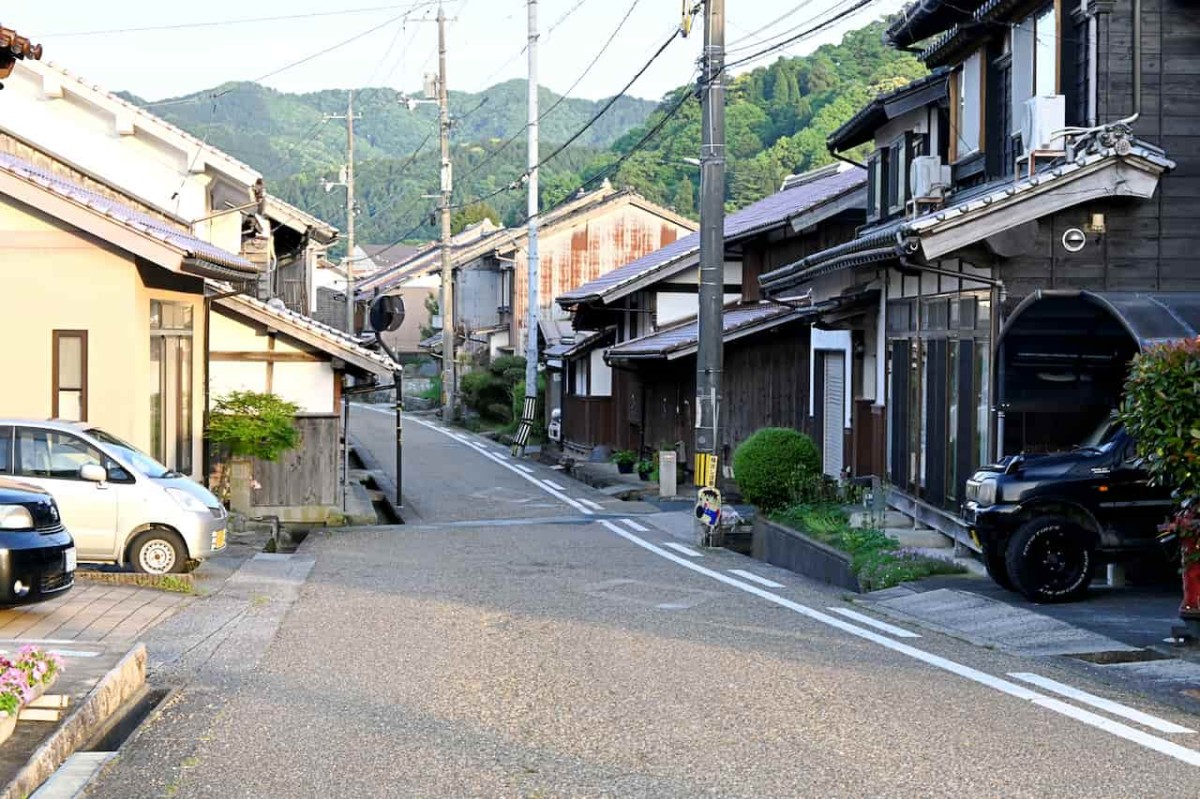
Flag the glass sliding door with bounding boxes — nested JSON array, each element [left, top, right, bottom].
[[149, 301, 194, 474]]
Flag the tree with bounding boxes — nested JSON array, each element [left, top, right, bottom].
[[450, 201, 501, 235], [420, 294, 440, 340]]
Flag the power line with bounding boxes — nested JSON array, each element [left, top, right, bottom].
[[724, 0, 881, 71], [42, 2, 440, 37], [726, 0, 823, 54], [454, 0, 644, 193]]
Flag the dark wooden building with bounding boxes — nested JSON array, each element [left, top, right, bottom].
[[760, 0, 1200, 539]]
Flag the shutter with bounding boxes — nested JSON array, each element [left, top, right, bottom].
[[823, 352, 846, 480], [865, 154, 879, 222]]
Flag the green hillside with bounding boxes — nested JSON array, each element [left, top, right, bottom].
[[123, 18, 923, 250]]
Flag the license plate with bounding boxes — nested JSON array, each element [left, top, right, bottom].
[[64, 547, 77, 573], [213, 529, 227, 550]]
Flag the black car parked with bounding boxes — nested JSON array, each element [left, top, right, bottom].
[[963, 415, 1175, 603], [0, 477, 75, 605]]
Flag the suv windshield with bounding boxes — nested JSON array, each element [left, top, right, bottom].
[[85, 428, 178, 479], [1079, 414, 1124, 449]]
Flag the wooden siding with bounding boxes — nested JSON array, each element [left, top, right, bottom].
[[562, 395, 616, 451], [250, 414, 339, 507]]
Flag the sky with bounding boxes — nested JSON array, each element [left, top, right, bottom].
[[15, 0, 909, 104]]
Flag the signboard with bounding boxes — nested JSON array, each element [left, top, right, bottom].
[[695, 487, 722, 528], [693, 453, 718, 488]]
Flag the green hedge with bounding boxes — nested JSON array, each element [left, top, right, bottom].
[[732, 427, 820, 511]]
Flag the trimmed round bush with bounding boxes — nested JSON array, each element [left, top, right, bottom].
[[732, 427, 821, 511]]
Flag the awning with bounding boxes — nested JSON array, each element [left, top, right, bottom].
[[1001, 291, 1200, 352]]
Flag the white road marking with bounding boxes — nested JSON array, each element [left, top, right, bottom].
[[661, 542, 703, 558], [596, 519, 1200, 768], [407, 416, 594, 515], [515, 464, 535, 474], [827, 607, 921, 639], [1009, 672, 1196, 734], [728, 569, 785, 589], [620, 518, 649, 532], [577, 498, 605, 511], [544, 480, 566, 491]]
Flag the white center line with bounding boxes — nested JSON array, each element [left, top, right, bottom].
[[577, 498, 605, 511], [661, 541, 703, 558], [596, 519, 1200, 768], [729, 569, 785, 589], [406, 416, 594, 516], [544, 480, 566, 491], [827, 607, 921, 639], [515, 464, 535, 474], [620, 518, 649, 532], [1009, 672, 1195, 734]]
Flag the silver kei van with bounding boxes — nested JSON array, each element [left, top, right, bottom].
[[0, 420, 227, 574]]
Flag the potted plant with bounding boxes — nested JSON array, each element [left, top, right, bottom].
[[611, 449, 637, 474], [1119, 336, 1200, 628], [636, 459, 654, 481]]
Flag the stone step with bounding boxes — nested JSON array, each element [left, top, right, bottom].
[[849, 509, 915, 530], [883, 527, 954, 549]]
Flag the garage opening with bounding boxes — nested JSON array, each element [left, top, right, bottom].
[[997, 291, 1200, 455]]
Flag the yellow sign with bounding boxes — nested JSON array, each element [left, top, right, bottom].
[[693, 453, 718, 488]]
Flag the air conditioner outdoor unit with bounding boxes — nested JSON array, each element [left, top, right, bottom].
[[1023, 94, 1067, 152], [909, 155, 952, 200]]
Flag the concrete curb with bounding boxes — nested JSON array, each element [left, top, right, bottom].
[[348, 434, 408, 524], [0, 644, 147, 799], [75, 570, 196, 592]]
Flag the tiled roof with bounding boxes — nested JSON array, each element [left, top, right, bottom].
[[265, 195, 338, 242], [605, 303, 802, 361], [558, 166, 865, 307], [0, 150, 255, 274], [214, 291, 397, 378]]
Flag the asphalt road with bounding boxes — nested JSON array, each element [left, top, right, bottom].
[[83, 407, 1200, 798]]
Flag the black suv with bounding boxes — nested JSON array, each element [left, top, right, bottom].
[[963, 415, 1174, 603]]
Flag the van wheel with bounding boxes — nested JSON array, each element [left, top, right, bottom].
[[982, 542, 1014, 591], [130, 529, 187, 575], [1005, 516, 1093, 603]]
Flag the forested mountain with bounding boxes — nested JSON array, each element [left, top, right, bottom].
[[124, 18, 923, 250]]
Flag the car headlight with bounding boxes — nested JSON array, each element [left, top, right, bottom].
[[166, 488, 209, 513], [976, 479, 998, 507], [0, 506, 34, 530]]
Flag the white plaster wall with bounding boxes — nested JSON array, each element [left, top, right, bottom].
[[655, 292, 743, 327], [589, 348, 612, 397], [273, 363, 335, 413]]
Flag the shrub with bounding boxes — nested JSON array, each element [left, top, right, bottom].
[[611, 449, 638, 467], [733, 427, 820, 511], [207, 391, 300, 461], [459, 356, 532, 425]]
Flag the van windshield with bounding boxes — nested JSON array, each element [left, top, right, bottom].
[[85, 428, 177, 479]]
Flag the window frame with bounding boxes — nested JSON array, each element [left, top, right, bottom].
[[13, 427, 129, 483], [51, 330, 88, 422], [956, 50, 985, 160]]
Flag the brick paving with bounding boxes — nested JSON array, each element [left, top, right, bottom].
[[0, 583, 191, 644]]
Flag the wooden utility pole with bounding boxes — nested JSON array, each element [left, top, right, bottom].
[[327, 92, 360, 333], [437, 3, 456, 420], [694, 0, 726, 544]]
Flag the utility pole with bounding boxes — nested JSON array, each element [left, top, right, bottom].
[[326, 91, 360, 334], [437, 3, 456, 420], [513, 0, 540, 455], [694, 0, 726, 545]]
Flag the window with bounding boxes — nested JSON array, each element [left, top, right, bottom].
[[1012, 5, 1059, 137], [1034, 6, 1057, 97], [956, 51, 984, 158], [866, 153, 882, 221], [150, 300, 194, 475], [15, 429, 106, 481], [52, 331, 87, 421], [0, 427, 10, 475]]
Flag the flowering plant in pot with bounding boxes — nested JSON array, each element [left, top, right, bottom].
[[1119, 336, 1200, 624], [611, 450, 638, 474]]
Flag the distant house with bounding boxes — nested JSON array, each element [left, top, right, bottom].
[[555, 165, 867, 479], [360, 184, 695, 361]]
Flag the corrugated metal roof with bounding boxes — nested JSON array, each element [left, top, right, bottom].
[[558, 167, 865, 307], [0, 151, 255, 273], [606, 303, 800, 360]]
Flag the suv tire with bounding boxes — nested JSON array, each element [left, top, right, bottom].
[[130, 528, 188, 575], [1005, 516, 1093, 603], [982, 543, 1014, 590]]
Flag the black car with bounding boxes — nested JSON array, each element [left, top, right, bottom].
[[0, 477, 75, 604], [963, 415, 1175, 603]]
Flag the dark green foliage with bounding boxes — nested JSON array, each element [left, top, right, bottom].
[[460, 356, 531, 425], [611, 450, 638, 467], [206, 391, 300, 461], [732, 427, 821, 512], [772, 504, 965, 591], [451, 202, 501, 235]]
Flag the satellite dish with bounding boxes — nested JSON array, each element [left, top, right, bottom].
[[370, 294, 406, 332]]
